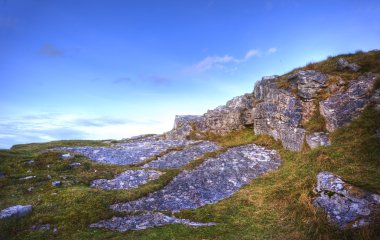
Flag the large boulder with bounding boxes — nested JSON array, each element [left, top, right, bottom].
[[164, 115, 204, 140], [253, 76, 305, 151], [314, 172, 380, 229], [320, 73, 379, 132], [0, 205, 32, 219], [288, 70, 328, 99]]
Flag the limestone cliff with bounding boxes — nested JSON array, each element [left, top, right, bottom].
[[164, 50, 380, 151]]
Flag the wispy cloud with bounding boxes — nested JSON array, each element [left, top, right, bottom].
[[267, 47, 277, 54], [40, 44, 63, 57], [244, 49, 260, 60], [185, 55, 237, 74]]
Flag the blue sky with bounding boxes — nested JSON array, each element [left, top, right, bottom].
[[0, 0, 379, 148]]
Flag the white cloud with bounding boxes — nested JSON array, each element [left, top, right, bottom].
[[244, 49, 260, 60], [186, 55, 237, 74], [267, 47, 277, 54]]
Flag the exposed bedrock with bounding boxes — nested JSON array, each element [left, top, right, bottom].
[[111, 144, 281, 213], [314, 172, 380, 229], [320, 72, 379, 132]]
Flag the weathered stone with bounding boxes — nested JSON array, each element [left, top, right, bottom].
[[90, 212, 216, 231], [306, 132, 331, 149], [0, 205, 32, 219], [53, 140, 198, 165], [202, 93, 254, 134], [69, 162, 81, 166], [52, 181, 62, 187], [253, 76, 305, 151], [320, 73, 379, 132], [370, 88, 380, 112], [142, 141, 221, 169], [336, 58, 360, 72], [288, 70, 327, 99], [60, 153, 73, 160], [313, 172, 380, 229], [25, 160, 34, 164], [19, 176, 36, 180], [31, 224, 51, 231], [164, 115, 205, 140], [111, 144, 281, 213], [90, 170, 163, 190]]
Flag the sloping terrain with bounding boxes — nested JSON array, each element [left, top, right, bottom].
[[0, 50, 379, 240]]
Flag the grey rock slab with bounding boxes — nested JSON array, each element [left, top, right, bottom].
[[19, 176, 36, 180], [288, 70, 327, 99], [69, 162, 81, 166], [306, 132, 331, 149], [320, 73, 379, 132], [53, 140, 199, 165], [111, 144, 281, 212], [313, 172, 380, 229], [31, 224, 51, 231], [90, 212, 216, 231], [142, 141, 221, 169], [90, 170, 163, 190], [61, 153, 73, 160], [0, 205, 32, 219]]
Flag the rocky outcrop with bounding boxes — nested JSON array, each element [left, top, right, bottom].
[[0, 205, 32, 219], [320, 73, 379, 132], [202, 93, 254, 134], [252, 76, 305, 151], [336, 58, 360, 72], [306, 132, 330, 149], [313, 172, 380, 229], [288, 70, 327, 99], [164, 93, 254, 139]]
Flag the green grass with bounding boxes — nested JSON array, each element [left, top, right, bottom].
[[1, 107, 379, 239]]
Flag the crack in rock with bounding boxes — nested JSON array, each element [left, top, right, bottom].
[[53, 140, 200, 165], [90, 212, 216, 231], [90, 170, 164, 190], [111, 144, 281, 213], [142, 141, 221, 169]]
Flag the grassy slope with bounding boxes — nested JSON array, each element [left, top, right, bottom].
[[1, 51, 379, 240]]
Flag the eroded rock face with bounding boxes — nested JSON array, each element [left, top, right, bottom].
[[306, 132, 331, 149], [142, 141, 221, 169], [164, 115, 205, 140], [253, 76, 305, 151], [90, 212, 216, 231], [111, 144, 281, 212], [336, 58, 360, 72], [0, 205, 32, 219], [202, 93, 254, 134], [288, 70, 327, 99], [313, 172, 380, 229], [90, 170, 163, 190], [320, 73, 379, 132]]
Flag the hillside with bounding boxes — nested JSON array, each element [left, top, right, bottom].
[[0, 50, 379, 240]]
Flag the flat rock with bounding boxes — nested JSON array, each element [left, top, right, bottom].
[[313, 172, 380, 229], [90, 212, 216, 231], [53, 140, 199, 165], [112, 144, 281, 212], [19, 176, 36, 180], [142, 141, 221, 169], [90, 170, 163, 190], [0, 205, 32, 219], [306, 132, 331, 149]]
